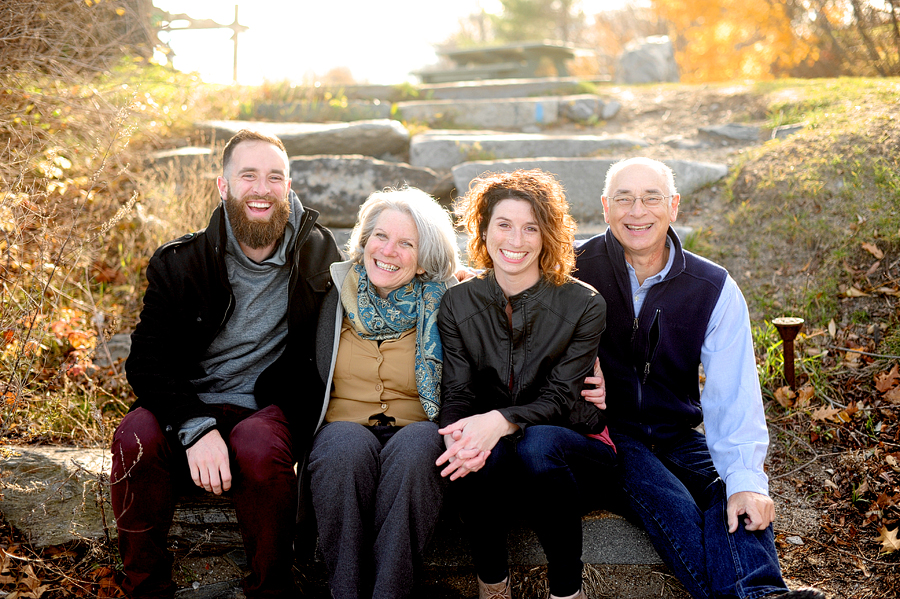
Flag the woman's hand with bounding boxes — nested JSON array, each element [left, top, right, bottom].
[[436, 411, 519, 480]]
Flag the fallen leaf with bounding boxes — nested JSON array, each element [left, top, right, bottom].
[[811, 405, 842, 421], [887, 455, 900, 472], [844, 286, 868, 297], [862, 242, 884, 259], [876, 526, 900, 553], [843, 352, 862, 369], [874, 286, 900, 297], [795, 384, 815, 408], [865, 260, 881, 276], [823, 479, 839, 490], [875, 364, 900, 393], [21, 564, 39, 591], [828, 319, 837, 338], [885, 387, 900, 405], [774, 386, 795, 407]]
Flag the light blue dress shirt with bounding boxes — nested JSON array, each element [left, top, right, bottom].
[[626, 240, 770, 498]]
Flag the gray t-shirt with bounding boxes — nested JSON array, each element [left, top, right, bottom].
[[178, 196, 303, 446]]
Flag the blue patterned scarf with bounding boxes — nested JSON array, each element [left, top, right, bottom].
[[340, 263, 447, 421]]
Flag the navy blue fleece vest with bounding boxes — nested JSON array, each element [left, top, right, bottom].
[[574, 229, 727, 443]]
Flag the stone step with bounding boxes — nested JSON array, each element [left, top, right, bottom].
[[452, 158, 728, 226], [194, 119, 410, 162], [395, 94, 619, 130], [170, 494, 685, 599], [410, 131, 647, 171], [417, 77, 601, 101], [288, 155, 450, 229]]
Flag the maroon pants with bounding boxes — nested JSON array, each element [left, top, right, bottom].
[[110, 405, 297, 599]]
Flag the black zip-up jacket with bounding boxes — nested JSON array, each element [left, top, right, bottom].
[[125, 200, 341, 451], [438, 273, 608, 434]]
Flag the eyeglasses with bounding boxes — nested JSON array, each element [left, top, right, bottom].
[[610, 194, 671, 209]]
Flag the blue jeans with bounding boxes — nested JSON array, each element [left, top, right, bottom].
[[611, 429, 788, 599], [453, 425, 617, 597]]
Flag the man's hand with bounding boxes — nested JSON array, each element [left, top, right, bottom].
[[185, 429, 232, 495], [454, 268, 476, 283], [727, 491, 775, 533], [581, 357, 607, 410]]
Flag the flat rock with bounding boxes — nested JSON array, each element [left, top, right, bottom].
[[396, 97, 561, 129], [94, 333, 132, 367], [602, 100, 622, 120], [452, 158, 728, 224], [559, 95, 605, 122], [419, 77, 588, 100], [410, 133, 648, 171], [251, 100, 392, 123], [699, 123, 761, 142], [0, 446, 112, 547], [289, 156, 445, 228], [195, 120, 410, 161], [771, 123, 807, 140]]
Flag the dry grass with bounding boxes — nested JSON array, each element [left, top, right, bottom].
[[0, 0, 241, 447]]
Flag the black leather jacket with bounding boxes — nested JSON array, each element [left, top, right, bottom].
[[125, 199, 341, 449], [438, 272, 608, 434]]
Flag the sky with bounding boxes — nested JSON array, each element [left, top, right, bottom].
[[151, 0, 619, 85]]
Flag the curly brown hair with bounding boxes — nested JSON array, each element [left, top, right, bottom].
[[456, 169, 576, 286]]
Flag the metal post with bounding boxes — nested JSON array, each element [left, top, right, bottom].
[[232, 5, 239, 83]]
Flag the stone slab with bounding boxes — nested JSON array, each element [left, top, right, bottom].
[[195, 120, 410, 161], [424, 509, 661, 567], [418, 77, 590, 100], [410, 133, 648, 171], [0, 446, 112, 547], [452, 158, 728, 225], [396, 97, 561, 129], [771, 122, 807, 140], [289, 155, 444, 228], [251, 100, 392, 123], [699, 123, 761, 142]]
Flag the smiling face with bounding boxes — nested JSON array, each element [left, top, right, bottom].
[[601, 163, 680, 266], [485, 198, 543, 296], [363, 209, 425, 298], [217, 140, 292, 256]]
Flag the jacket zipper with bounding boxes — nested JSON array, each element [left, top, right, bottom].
[[642, 308, 661, 384]]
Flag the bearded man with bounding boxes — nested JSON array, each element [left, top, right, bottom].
[[111, 130, 341, 599]]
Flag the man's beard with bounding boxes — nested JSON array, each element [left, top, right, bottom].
[[224, 189, 291, 250]]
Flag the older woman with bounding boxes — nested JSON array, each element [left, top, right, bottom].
[[308, 187, 460, 599], [436, 170, 617, 599]]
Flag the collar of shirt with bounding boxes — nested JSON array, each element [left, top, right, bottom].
[[625, 238, 675, 317]]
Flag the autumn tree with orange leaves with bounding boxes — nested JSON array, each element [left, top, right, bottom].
[[650, 0, 900, 81], [650, 0, 816, 81]]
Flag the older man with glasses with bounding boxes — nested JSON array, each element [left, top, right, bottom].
[[574, 157, 826, 599]]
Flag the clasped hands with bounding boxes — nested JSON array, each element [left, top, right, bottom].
[[436, 410, 518, 480]]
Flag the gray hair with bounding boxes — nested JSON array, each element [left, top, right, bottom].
[[347, 187, 460, 283], [603, 157, 678, 205]]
